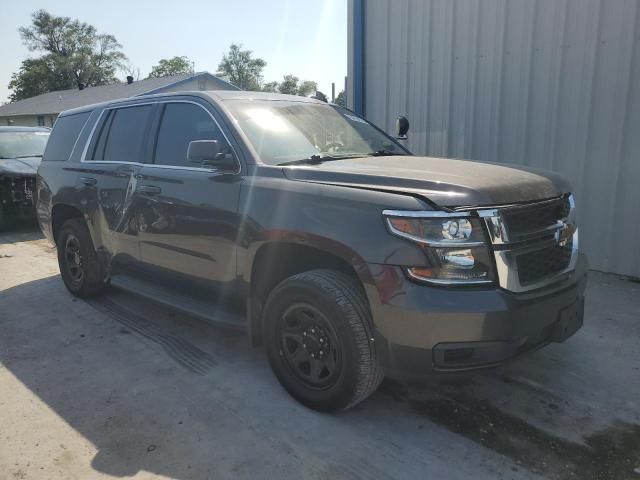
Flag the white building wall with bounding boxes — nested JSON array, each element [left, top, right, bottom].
[[1, 114, 57, 127], [349, 0, 640, 277]]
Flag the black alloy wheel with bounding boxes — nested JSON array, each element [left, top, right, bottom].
[[56, 218, 108, 298], [278, 303, 342, 389], [264, 269, 384, 412], [63, 233, 85, 283]]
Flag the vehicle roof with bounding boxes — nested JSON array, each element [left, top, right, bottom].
[[0, 126, 51, 132], [58, 90, 326, 117], [205, 90, 324, 103]]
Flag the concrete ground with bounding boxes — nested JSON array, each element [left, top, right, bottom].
[[0, 225, 639, 480]]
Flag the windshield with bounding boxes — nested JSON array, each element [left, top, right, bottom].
[[224, 100, 407, 165], [0, 131, 49, 159]]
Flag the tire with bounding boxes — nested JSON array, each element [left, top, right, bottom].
[[263, 269, 384, 412], [56, 218, 108, 298]]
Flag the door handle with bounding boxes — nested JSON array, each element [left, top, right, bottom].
[[137, 185, 162, 195], [80, 176, 97, 186]]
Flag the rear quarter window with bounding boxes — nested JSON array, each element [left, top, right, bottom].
[[43, 112, 91, 161]]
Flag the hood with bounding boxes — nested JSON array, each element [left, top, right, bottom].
[[0, 157, 40, 176], [282, 156, 571, 208]]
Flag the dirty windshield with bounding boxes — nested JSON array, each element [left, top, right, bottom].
[[0, 131, 49, 159], [225, 100, 406, 165]]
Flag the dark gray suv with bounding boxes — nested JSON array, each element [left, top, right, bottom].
[[37, 91, 587, 411]]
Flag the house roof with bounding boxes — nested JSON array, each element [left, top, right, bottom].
[[0, 72, 238, 117]]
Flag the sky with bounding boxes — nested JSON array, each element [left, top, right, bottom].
[[0, 0, 347, 103]]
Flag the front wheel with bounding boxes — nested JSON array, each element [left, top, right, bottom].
[[57, 218, 108, 298], [263, 269, 383, 412]]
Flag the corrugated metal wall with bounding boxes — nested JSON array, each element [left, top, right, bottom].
[[349, 0, 640, 277]]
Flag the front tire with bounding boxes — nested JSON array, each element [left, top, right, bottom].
[[57, 218, 108, 298], [263, 269, 383, 412]]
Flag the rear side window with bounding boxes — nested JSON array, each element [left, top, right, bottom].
[[91, 105, 153, 162], [42, 112, 90, 161], [154, 103, 228, 167]]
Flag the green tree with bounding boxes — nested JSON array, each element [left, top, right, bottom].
[[277, 74, 300, 95], [297, 80, 317, 97], [270, 74, 318, 96], [147, 56, 193, 78], [217, 44, 266, 91], [261, 81, 279, 93], [335, 90, 346, 106], [9, 9, 127, 101]]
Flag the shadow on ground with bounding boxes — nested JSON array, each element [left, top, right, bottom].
[[1, 271, 639, 479], [0, 221, 43, 244]]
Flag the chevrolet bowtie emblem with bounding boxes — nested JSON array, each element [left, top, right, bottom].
[[555, 221, 575, 246]]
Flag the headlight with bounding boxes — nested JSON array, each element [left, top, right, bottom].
[[384, 212, 495, 285]]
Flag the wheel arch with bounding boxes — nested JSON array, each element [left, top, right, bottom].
[[51, 204, 85, 244], [245, 236, 376, 347]]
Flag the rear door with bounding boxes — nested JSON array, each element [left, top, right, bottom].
[[77, 103, 155, 265], [130, 100, 242, 298]]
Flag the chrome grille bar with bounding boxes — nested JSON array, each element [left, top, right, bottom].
[[478, 194, 579, 293]]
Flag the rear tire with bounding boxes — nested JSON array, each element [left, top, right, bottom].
[[57, 218, 108, 298], [263, 269, 383, 412]]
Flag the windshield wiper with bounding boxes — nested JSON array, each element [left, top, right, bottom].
[[369, 149, 404, 156], [13, 154, 43, 159], [278, 153, 366, 166]]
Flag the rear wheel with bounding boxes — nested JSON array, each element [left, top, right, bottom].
[[263, 269, 383, 412], [57, 218, 108, 297]]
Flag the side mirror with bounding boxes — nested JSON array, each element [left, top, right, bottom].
[[187, 140, 237, 171], [395, 116, 410, 140]]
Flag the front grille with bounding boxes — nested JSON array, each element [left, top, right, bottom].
[[502, 197, 570, 236], [515, 240, 573, 285], [480, 194, 576, 292]]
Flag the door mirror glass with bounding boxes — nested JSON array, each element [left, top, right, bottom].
[[187, 140, 220, 163], [395, 116, 410, 139], [187, 140, 238, 171]]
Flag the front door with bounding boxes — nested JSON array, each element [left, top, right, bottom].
[[131, 101, 242, 298]]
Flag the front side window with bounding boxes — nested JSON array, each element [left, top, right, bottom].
[[91, 105, 153, 162], [224, 100, 407, 165], [154, 103, 229, 167]]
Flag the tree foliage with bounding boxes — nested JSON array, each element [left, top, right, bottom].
[[9, 9, 127, 101], [335, 90, 346, 106], [265, 74, 318, 96], [147, 56, 193, 78], [216, 44, 266, 91], [261, 81, 279, 93]]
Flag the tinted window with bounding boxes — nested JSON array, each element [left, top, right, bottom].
[[43, 112, 90, 161], [93, 105, 152, 162], [154, 103, 228, 167]]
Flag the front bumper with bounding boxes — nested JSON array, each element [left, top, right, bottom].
[[367, 253, 588, 379], [1, 174, 37, 219]]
